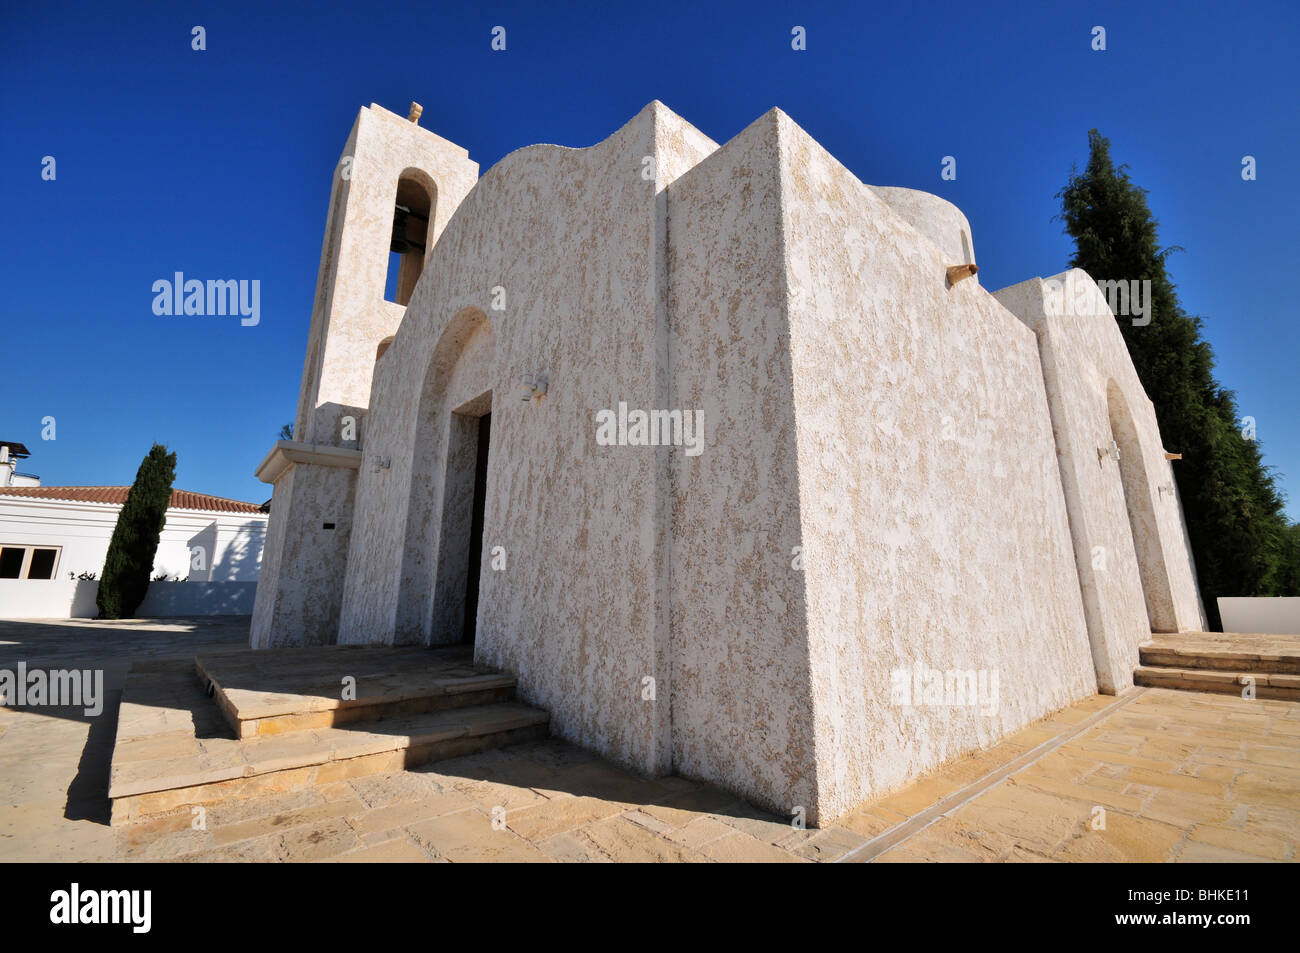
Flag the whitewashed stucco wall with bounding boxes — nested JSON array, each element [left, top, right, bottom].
[[784, 116, 1100, 823], [665, 110, 821, 817], [994, 272, 1206, 692], [337, 103, 720, 776], [250, 460, 356, 648], [663, 110, 1097, 823], [869, 185, 977, 272]]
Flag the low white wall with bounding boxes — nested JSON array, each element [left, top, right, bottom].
[[0, 580, 99, 618], [0, 579, 257, 619], [1217, 597, 1300, 636]]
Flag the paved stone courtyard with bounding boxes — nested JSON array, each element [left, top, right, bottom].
[[1, 617, 1296, 862]]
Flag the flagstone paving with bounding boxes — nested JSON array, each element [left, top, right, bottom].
[[1, 617, 1297, 862]]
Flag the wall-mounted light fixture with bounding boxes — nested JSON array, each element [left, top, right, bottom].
[[519, 373, 548, 402], [372, 456, 391, 473], [1164, 451, 1182, 461], [1097, 439, 1120, 464]]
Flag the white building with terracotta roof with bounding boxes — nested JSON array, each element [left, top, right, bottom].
[[0, 484, 268, 585], [0, 441, 268, 617]]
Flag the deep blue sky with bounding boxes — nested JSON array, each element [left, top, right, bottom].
[[2, 1, 1297, 518]]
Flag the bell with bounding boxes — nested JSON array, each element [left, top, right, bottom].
[[389, 205, 428, 255], [390, 205, 413, 254]]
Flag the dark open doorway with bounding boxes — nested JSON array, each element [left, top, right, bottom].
[[430, 392, 492, 647], [462, 412, 491, 644]]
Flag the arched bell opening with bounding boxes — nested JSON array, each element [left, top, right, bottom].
[[384, 170, 437, 306]]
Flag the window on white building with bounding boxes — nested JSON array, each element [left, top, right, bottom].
[[0, 545, 62, 579]]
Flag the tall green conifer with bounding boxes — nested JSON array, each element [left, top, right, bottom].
[[1058, 131, 1294, 628], [97, 443, 177, 618]]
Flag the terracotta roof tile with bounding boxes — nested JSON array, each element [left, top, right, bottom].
[[0, 485, 267, 515]]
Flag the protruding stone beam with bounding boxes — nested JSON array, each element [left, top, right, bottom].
[[255, 440, 363, 485], [946, 263, 978, 286]]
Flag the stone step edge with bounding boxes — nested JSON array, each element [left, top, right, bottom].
[[108, 705, 548, 800], [1134, 664, 1300, 687], [195, 656, 516, 719], [195, 644, 461, 663], [1133, 666, 1300, 691], [218, 674, 519, 718], [193, 648, 476, 682], [109, 722, 550, 827], [1138, 652, 1300, 673], [234, 685, 515, 741], [1138, 643, 1300, 670]]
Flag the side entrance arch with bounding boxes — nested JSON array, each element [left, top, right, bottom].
[[1107, 380, 1177, 633], [394, 308, 495, 646]]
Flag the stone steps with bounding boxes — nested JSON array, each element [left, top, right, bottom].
[[196, 647, 517, 738], [1139, 632, 1300, 675], [1133, 665, 1300, 701], [108, 649, 549, 826], [1134, 632, 1300, 703]]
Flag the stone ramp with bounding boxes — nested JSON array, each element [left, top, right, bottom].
[[1135, 631, 1300, 701], [109, 648, 548, 826], [196, 644, 516, 738]]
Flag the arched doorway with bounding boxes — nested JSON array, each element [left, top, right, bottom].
[[1106, 381, 1177, 632], [393, 308, 495, 646], [432, 393, 492, 646]]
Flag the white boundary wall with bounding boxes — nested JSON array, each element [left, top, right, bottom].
[[0, 580, 257, 619], [1218, 597, 1300, 636]]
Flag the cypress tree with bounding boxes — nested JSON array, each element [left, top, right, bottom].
[[97, 443, 178, 619], [1057, 131, 1295, 629]]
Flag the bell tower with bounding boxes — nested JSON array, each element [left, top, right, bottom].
[[294, 101, 478, 446], [251, 102, 479, 649]]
